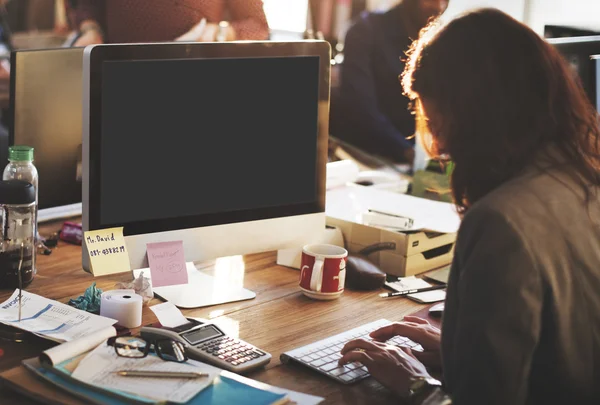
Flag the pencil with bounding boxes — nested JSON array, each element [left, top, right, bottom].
[[115, 370, 209, 378]]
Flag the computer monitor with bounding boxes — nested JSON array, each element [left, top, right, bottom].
[[545, 25, 600, 39], [595, 56, 600, 110], [82, 41, 330, 272], [548, 35, 600, 108], [9, 47, 85, 221]]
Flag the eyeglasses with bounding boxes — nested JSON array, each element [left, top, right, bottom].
[[107, 336, 188, 363]]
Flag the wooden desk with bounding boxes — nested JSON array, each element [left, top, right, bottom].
[[0, 220, 436, 405]]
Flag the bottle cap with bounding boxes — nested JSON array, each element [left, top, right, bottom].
[[8, 146, 34, 162], [0, 180, 35, 205]]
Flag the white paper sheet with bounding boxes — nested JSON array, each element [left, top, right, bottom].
[[71, 343, 219, 403], [0, 290, 117, 343], [41, 325, 116, 365], [149, 302, 189, 328], [384, 276, 432, 293], [326, 187, 461, 234]]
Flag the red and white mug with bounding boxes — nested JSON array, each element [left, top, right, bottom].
[[300, 244, 348, 299]]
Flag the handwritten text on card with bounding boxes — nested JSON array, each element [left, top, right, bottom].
[[146, 241, 188, 287], [84, 227, 131, 276]]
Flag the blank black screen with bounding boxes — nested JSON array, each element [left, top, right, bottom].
[[596, 58, 600, 110], [100, 56, 320, 226]]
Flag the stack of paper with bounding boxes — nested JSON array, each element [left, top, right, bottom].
[[70, 344, 219, 403], [326, 186, 461, 233], [0, 289, 117, 343]]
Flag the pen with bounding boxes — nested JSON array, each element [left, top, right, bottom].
[[18, 242, 24, 322], [114, 370, 209, 379], [379, 284, 446, 298]]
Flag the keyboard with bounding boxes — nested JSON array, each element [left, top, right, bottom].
[[280, 319, 423, 384]]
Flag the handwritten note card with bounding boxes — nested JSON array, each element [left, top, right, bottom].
[[84, 227, 131, 276], [146, 241, 188, 287]]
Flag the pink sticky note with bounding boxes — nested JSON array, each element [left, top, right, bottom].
[[146, 241, 188, 287]]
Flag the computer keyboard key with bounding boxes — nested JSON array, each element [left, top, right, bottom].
[[329, 365, 352, 376], [339, 374, 355, 382], [325, 354, 338, 362], [311, 359, 326, 367], [320, 362, 340, 372], [346, 370, 364, 379]]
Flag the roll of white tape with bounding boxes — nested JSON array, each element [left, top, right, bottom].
[[100, 289, 143, 328]]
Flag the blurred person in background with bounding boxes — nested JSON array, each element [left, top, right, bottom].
[[66, 0, 269, 46], [333, 0, 449, 163]]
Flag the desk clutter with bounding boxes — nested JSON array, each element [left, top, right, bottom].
[[0, 291, 322, 404], [82, 226, 257, 309], [383, 276, 446, 303], [142, 303, 272, 373]]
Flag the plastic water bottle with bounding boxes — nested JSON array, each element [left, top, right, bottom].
[[3, 145, 38, 233]]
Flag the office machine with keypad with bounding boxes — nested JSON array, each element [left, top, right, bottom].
[[141, 318, 271, 373]]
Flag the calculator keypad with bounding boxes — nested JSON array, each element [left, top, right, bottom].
[[197, 337, 267, 366]]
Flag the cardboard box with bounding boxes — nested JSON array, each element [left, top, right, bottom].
[[326, 216, 455, 277], [325, 187, 460, 277]]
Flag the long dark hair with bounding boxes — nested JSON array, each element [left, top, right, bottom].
[[402, 8, 600, 213]]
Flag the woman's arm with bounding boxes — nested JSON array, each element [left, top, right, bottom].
[[442, 207, 543, 405], [226, 0, 269, 40], [69, 0, 105, 31], [69, 0, 105, 46]]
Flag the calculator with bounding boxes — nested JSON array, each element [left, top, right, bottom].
[[140, 318, 271, 373]]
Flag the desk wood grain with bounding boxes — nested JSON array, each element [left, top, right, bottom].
[[0, 220, 436, 405]]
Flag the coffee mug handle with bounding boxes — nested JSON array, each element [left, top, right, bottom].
[[310, 257, 324, 292]]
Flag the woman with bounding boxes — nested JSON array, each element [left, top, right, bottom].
[[339, 8, 600, 405]]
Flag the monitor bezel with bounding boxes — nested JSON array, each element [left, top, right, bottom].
[[84, 41, 330, 236], [548, 35, 600, 106]]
